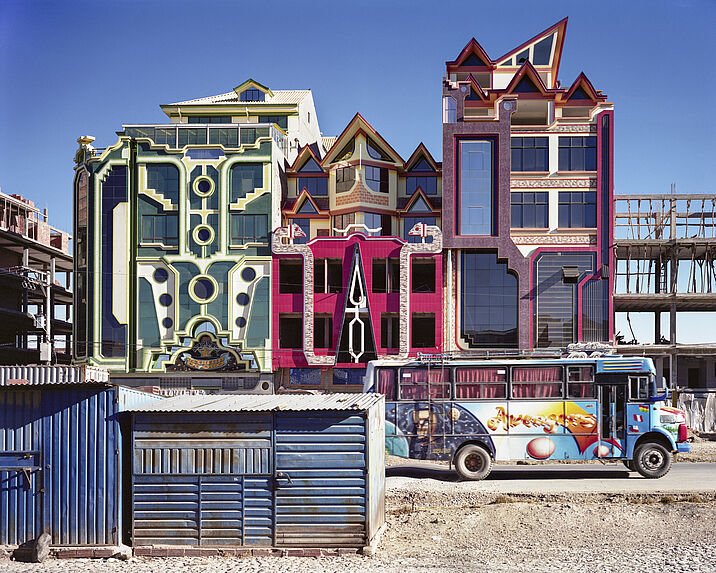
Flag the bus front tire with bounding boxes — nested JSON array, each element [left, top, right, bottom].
[[455, 444, 493, 481], [633, 442, 672, 479]]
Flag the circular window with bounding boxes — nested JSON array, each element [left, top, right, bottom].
[[158, 293, 172, 307], [153, 268, 169, 283], [190, 276, 217, 303], [162, 317, 173, 329], [193, 225, 215, 246], [193, 176, 215, 197], [236, 292, 250, 306], [241, 267, 257, 282], [235, 317, 247, 328]]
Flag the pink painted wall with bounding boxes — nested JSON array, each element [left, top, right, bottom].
[[272, 232, 443, 369]]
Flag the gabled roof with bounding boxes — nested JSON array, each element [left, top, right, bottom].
[[446, 38, 494, 72], [164, 86, 310, 107], [322, 113, 403, 166], [293, 191, 322, 214], [405, 190, 436, 213], [233, 78, 273, 98], [494, 18, 568, 88], [290, 145, 325, 172], [503, 61, 553, 97], [404, 143, 440, 173], [561, 72, 607, 104]]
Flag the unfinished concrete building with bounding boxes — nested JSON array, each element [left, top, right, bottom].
[[0, 190, 72, 364], [615, 191, 716, 393]]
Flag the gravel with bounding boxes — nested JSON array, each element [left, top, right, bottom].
[[2, 442, 715, 572]]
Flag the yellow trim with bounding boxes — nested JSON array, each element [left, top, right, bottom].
[[188, 274, 219, 304]]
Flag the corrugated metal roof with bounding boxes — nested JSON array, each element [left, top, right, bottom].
[[0, 365, 110, 386], [129, 393, 383, 413], [321, 136, 337, 154], [169, 89, 310, 106]]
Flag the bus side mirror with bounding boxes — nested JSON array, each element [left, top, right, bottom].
[[653, 387, 668, 401]]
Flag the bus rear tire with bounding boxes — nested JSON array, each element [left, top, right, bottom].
[[633, 442, 672, 479], [455, 444, 492, 481], [622, 459, 636, 472]]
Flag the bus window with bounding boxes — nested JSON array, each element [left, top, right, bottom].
[[455, 368, 506, 399], [567, 366, 595, 398], [629, 376, 649, 400], [512, 366, 562, 398], [399, 368, 449, 400], [377, 368, 397, 400]]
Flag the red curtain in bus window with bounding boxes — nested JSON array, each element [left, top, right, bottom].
[[455, 368, 506, 399], [512, 367, 562, 398], [377, 369, 396, 400], [399, 369, 448, 400]]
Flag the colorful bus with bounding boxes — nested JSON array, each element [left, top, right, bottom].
[[363, 355, 690, 480]]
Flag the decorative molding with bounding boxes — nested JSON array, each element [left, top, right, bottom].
[[512, 234, 596, 245], [511, 178, 597, 188], [398, 225, 443, 359], [548, 124, 598, 133], [272, 225, 333, 366]]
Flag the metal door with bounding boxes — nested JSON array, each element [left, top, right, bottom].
[[274, 412, 367, 547], [132, 413, 274, 546]]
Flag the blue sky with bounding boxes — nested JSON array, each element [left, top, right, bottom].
[[1, 0, 714, 342]]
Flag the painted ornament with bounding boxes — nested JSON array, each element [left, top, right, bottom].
[[526, 437, 555, 459]]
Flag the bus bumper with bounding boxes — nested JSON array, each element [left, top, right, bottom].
[[676, 443, 691, 453]]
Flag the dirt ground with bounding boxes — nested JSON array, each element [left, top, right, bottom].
[[2, 440, 715, 572]]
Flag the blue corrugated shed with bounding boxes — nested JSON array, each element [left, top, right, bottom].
[[0, 369, 161, 546], [129, 394, 385, 549]]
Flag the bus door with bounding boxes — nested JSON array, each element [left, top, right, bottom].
[[596, 379, 626, 457]]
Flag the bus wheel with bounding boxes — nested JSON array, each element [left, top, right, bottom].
[[455, 444, 492, 481], [622, 459, 636, 472], [633, 442, 672, 479]]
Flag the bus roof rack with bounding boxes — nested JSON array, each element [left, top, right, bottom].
[[417, 349, 563, 364], [416, 344, 617, 364]]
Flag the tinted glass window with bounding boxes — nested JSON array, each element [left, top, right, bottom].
[[511, 192, 548, 228], [511, 137, 548, 171], [567, 366, 595, 398], [558, 136, 597, 171], [231, 214, 268, 244], [459, 140, 493, 235], [461, 253, 517, 348], [230, 163, 263, 201], [558, 191, 597, 228], [406, 176, 437, 195], [298, 176, 327, 196]]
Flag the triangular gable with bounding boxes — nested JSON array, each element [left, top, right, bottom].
[[407, 194, 433, 213], [296, 196, 319, 214], [494, 18, 568, 87], [464, 74, 489, 101], [322, 113, 403, 166], [290, 145, 325, 172], [287, 190, 323, 216], [404, 143, 439, 173], [446, 38, 493, 72], [401, 189, 437, 214], [233, 78, 273, 98], [299, 156, 324, 173], [561, 73, 605, 104], [504, 61, 551, 96]]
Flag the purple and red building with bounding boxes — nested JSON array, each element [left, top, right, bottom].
[[272, 18, 614, 390]]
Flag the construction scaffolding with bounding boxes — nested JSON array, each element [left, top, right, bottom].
[[614, 189, 716, 391], [0, 190, 72, 364]]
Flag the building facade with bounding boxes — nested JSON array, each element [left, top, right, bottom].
[[272, 115, 443, 389], [74, 18, 614, 391], [442, 18, 614, 353], [73, 80, 320, 390]]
